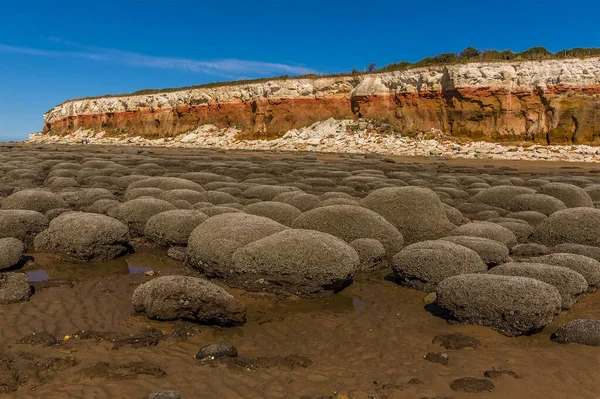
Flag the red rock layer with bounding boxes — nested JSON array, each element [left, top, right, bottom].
[[44, 86, 600, 144]]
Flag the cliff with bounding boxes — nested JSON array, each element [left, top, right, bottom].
[[43, 57, 600, 144]]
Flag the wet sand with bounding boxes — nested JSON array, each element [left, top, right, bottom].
[[0, 143, 599, 398]]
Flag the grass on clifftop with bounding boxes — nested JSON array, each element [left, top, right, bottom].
[[54, 46, 600, 106]]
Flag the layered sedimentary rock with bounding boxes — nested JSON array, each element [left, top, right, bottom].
[[43, 58, 600, 144]]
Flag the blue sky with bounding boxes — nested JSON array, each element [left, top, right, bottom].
[[1, 0, 598, 141]]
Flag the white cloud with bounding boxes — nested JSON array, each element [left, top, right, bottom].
[[0, 40, 316, 77]]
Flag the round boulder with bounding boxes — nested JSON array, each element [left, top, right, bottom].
[[539, 183, 593, 208], [527, 253, 600, 288], [349, 238, 386, 273], [391, 240, 487, 292], [34, 212, 130, 261], [144, 210, 209, 246], [230, 229, 357, 297], [507, 194, 567, 216], [0, 272, 31, 304], [132, 276, 246, 326], [551, 319, 600, 346], [186, 213, 287, 276], [531, 208, 600, 247], [468, 186, 535, 209], [242, 201, 301, 227], [0, 210, 49, 243], [0, 238, 25, 270], [1, 189, 68, 213], [436, 274, 561, 336], [360, 187, 454, 245], [448, 222, 517, 247], [291, 205, 403, 257], [439, 236, 509, 266], [108, 198, 177, 235], [488, 262, 588, 309]]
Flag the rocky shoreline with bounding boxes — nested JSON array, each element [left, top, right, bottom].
[[27, 118, 600, 163]]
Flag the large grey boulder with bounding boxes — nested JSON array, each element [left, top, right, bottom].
[[144, 210, 209, 246], [539, 183, 593, 208], [448, 222, 517, 247], [186, 213, 287, 277], [132, 275, 246, 325], [0, 238, 25, 271], [34, 212, 130, 261], [436, 274, 561, 336], [1, 189, 68, 213], [551, 319, 600, 346], [391, 240, 486, 292], [292, 205, 403, 257], [0, 210, 48, 243], [527, 253, 600, 288], [0, 272, 31, 304], [108, 198, 176, 235], [230, 229, 357, 297], [531, 208, 600, 247], [439, 236, 509, 266], [488, 262, 587, 309], [360, 187, 454, 244]]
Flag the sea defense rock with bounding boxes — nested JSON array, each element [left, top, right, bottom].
[[436, 274, 561, 336], [230, 229, 357, 297], [392, 240, 487, 292], [132, 276, 246, 326], [34, 212, 130, 261]]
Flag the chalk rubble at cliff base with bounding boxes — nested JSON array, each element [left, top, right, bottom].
[[27, 119, 600, 163], [1, 143, 600, 345]]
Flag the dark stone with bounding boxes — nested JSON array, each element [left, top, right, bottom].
[[19, 331, 59, 346], [195, 342, 238, 361], [75, 328, 165, 349], [424, 352, 449, 365], [484, 369, 520, 379], [432, 333, 480, 349], [408, 378, 424, 384], [551, 319, 600, 346], [450, 378, 494, 393]]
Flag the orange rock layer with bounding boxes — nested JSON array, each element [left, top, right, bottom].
[[44, 86, 600, 145]]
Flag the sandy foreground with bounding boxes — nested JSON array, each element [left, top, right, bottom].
[[0, 143, 598, 399]]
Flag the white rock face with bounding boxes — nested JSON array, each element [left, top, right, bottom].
[[45, 58, 600, 125]]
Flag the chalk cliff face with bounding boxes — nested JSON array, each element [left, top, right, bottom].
[[43, 58, 600, 144]]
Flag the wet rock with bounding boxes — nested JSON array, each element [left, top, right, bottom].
[[80, 361, 165, 380], [432, 333, 480, 349], [231, 229, 356, 297], [551, 319, 600, 346], [132, 276, 247, 326], [167, 246, 187, 261], [0, 273, 31, 304], [424, 352, 449, 365], [407, 378, 424, 384], [436, 274, 561, 336], [488, 262, 588, 310], [450, 377, 494, 393], [195, 342, 238, 360], [75, 328, 166, 349], [144, 391, 181, 399], [349, 238, 386, 273], [19, 331, 59, 346], [0, 238, 25, 270], [33, 212, 130, 261], [392, 240, 486, 292], [108, 197, 177, 235], [483, 369, 520, 378], [217, 354, 312, 371], [360, 187, 454, 245], [0, 351, 77, 393]]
